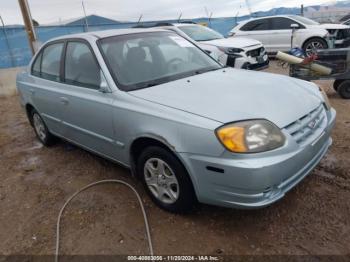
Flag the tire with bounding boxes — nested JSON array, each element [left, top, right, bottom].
[[303, 38, 328, 56], [30, 109, 56, 146], [337, 80, 350, 99], [137, 146, 196, 213], [333, 79, 344, 91]]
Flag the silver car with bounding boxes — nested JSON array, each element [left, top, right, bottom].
[[17, 28, 336, 213]]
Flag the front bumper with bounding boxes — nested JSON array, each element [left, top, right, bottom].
[[180, 109, 336, 209], [335, 38, 350, 48], [227, 53, 269, 70], [246, 59, 269, 70]]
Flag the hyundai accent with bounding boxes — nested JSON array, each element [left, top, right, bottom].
[[16, 29, 336, 213]]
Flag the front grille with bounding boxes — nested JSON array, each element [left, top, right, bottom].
[[226, 56, 237, 67], [246, 47, 265, 58], [248, 59, 269, 70], [284, 104, 327, 147], [336, 29, 350, 40]]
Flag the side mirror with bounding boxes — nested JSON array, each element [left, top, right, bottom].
[[291, 23, 300, 30]]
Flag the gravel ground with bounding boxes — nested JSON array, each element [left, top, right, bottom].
[[0, 62, 349, 258]]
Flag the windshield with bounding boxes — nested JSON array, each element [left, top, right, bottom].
[[289, 15, 320, 25], [99, 32, 221, 91], [178, 25, 224, 41]]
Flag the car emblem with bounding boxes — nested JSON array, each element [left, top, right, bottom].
[[308, 120, 317, 129]]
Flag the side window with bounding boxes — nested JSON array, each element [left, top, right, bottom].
[[32, 52, 42, 77], [241, 19, 269, 31], [65, 42, 101, 89], [41, 43, 64, 82], [271, 18, 295, 30]]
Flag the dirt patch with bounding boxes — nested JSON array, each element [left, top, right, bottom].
[[0, 62, 349, 256]]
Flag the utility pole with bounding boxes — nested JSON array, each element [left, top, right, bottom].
[[301, 4, 304, 16], [245, 0, 253, 17], [82, 1, 89, 32], [178, 12, 182, 23], [18, 0, 37, 55], [204, 6, 211, 26], [234, 11, 240, 26], [137, 14, 143, 24]]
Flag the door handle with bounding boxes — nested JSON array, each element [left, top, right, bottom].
[[59, 97, 69, 105]]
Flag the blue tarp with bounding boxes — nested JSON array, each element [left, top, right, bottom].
[[0, 18, 239, 69]]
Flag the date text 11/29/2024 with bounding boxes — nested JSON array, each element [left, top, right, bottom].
[[127, 256, 220, 261]]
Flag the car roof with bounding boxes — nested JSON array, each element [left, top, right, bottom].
[[240, 14, 300, 23], [49, 28, 170, 42], [133, 22, 198, 29]]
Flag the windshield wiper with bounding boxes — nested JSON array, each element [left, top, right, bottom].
[[197, 38, 222, 42], [194, 67, 221, 75], [143, 80, 167, 88]]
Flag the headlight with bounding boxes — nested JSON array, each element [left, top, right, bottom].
[[216, 120, 285, 153], [218, 47, 244, 55], [320, 89, 331, 110]]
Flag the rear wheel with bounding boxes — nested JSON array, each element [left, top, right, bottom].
[[137, 146, 196, 213], [337, 80, 350, 99], [303, 38, 328, 56], [31, 109, 56, 146]]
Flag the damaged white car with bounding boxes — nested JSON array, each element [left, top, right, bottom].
[[136, 22, 269, 70], [230, 15, 350, 55]]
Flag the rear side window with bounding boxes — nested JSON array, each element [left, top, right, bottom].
[[32, 52, 42, 77], [270, 17, 297, 30], [240, 19, 269, 31], [40, 43, 64, 82], [64, 42, 101, 89]]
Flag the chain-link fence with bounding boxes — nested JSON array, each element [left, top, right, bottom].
[[0, 17, 237, 69], [1, 11, 350, 69]]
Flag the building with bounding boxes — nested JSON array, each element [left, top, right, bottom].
[[46, 14, 122, 26]]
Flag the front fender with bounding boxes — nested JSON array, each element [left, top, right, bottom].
[[111, 92, 225, 164]]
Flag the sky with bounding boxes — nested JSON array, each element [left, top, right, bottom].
[[0, 0, 341, 25]]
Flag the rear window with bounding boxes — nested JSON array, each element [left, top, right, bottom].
[[270, 17, 304, 30]]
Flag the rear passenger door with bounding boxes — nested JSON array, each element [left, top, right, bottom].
[[237, 18, 271, 50], [29, 42, 66, 136], [269, 17, 302, 51], [59, 40, 116, 158]]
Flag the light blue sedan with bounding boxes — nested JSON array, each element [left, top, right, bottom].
[[16, 28, 336, 213]]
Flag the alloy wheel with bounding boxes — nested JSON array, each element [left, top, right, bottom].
[[143, 158, 179, 204], [33, 113, 47, 141], [305, 41, 325, 56]]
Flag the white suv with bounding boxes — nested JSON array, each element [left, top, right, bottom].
[[230, 15, 350, 55], [136, 23, 269, 70]]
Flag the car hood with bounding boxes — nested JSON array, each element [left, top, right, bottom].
[[129, 69, 322, 128], [309, 23, 350, 30], [201, 37, 262, 49]]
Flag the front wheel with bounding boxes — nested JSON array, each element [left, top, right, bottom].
[[337, 80, 350, 99], [137, 146, 197, 213], [303, 38, 328, 56]]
